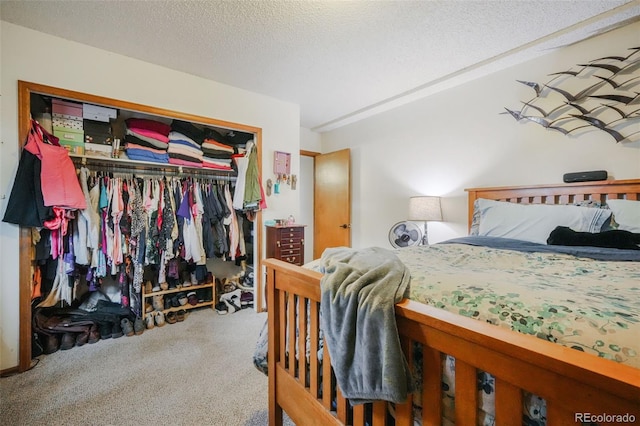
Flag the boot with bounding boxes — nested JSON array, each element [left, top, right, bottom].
[[43, 334, 60, 354], [75, 327, 90, 346], [152, 295, 164, 311], [60, 332, 76, 350], [88, 324, 100, 344]]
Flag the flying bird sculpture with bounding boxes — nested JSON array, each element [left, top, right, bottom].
[[516, 80, 542, 96], [578, 59, 640, 76], [543, 81, 605, 103], [504, 46, 640, 143], [591, 47, 640, 62], [599, 103, 640, 119], [593, 75, 640, 90], [503, 108, 589, 135], [589, 92, 640, 105], [570, 114, 640, 142]]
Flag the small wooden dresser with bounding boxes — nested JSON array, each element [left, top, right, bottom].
[[266, 225, 305, 266]]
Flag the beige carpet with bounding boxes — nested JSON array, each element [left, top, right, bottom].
[[1, 308, 292, 426]]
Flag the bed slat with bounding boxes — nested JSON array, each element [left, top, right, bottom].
[[422, 347, 443, 426], [336, 388, 348, 423], [279, 291, 285, 367], [352, 404, 365, 425], [494, 378, 522, 423], [297, 295, 307, 387], [372, 401, 387, 426], [455, 360, 478, 426], [322, 343, 332, 410], [310, 301, 320, 398], [395, 337, 413, 426], [288, 293, 296, 377]]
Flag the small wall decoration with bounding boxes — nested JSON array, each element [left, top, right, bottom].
[[274, 151, 291, 174], [504, 46, 640, 143]]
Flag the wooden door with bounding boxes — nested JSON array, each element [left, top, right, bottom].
[[314, 149, 351, 258]]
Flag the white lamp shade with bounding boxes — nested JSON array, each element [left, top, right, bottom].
[[408, 196, 442, 221]]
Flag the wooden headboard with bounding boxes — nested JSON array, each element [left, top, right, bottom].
[[465, 179, 640, 230]]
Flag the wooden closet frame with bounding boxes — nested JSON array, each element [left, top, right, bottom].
[[15, 80, 264, 372]]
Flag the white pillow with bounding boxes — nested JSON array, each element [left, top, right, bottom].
[[607, 199, 640, 232], [476, 199, 612, 244]]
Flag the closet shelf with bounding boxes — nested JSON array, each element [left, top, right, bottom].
[[160, 302, 214, 314], [70, 154, 237, 178], [143, 282, 215, 297], [141, 281, 216, 316]]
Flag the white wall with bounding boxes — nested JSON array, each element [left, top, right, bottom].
[[0, 22, 301, 370], [321, 21, 640, 250]]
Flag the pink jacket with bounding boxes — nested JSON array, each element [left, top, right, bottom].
[[24, 122, 86, 210]]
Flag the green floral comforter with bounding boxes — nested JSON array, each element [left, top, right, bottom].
[[396, 242, 640, 368]]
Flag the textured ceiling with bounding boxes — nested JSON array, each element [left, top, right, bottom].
[[2, 1, 639, 132]]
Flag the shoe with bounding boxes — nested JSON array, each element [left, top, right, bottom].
[[170, 295, 181, 308], [220, 289, 242, 313], [176, 309, 186, 322], [88, 324, 100, 344], [177, 292, 188, 306], [240, 291, 254, 307], [145, 302, 153, 313], [121, 318, 135, 337], [112, 320, 124, 338], [237, 272, 254, 290], [155, 311, 166, 327], [222, 279, 238, 293], [60, 332, 76, 350], [43, 334, 60, 354], [145, 281, 153, 294], [76, 327, 90, 346], [181, 271, 191, 288], [164, 297, 172, 310], [165, 311, 178, 324], [99, 322, 113, 339], [187, 291, 198, 306], [215, 302, 228, 315], [160, 282, 169, 291], [145, 313, 155, 330], [152, 295, 164, 311], [190, 272, 198, 286], [205, 272, 214, 284], [133, 318, 145, 335]]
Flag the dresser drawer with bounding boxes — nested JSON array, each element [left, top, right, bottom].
[[278, 228, 304, 239]]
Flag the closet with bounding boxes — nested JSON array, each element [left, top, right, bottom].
[[13, 81, 264, 372]]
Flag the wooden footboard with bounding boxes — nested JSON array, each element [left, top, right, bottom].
[[264, 258, 640, 426]]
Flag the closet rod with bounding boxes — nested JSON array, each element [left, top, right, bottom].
[[71, 156, 236, 181]]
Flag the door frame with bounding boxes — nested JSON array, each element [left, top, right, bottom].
[[300, 150, 320, 263]]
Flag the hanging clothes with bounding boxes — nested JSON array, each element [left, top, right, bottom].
[[23, 120, 86, 210]]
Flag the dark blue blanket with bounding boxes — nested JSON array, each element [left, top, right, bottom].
[[441, 236, 640, 262]]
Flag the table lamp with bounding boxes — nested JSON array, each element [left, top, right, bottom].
[[408, 196, 442, 245]]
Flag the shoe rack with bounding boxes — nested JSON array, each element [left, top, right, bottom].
[[141, 281, 216, 317]]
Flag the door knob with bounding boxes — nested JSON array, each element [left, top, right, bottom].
[[340, 224, 351, 229]]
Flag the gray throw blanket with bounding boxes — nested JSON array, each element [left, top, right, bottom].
[[319, 247, 412, 404]]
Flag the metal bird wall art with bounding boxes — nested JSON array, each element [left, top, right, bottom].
[[504, 46, 640, 143]]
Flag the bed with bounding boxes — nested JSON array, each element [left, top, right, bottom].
[[260, 179, 640, 426]]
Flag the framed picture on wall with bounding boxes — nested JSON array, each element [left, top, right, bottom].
[[274, 151, 291, 175]]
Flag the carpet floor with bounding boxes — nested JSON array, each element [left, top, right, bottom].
[[1, 307, 292, 426]]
